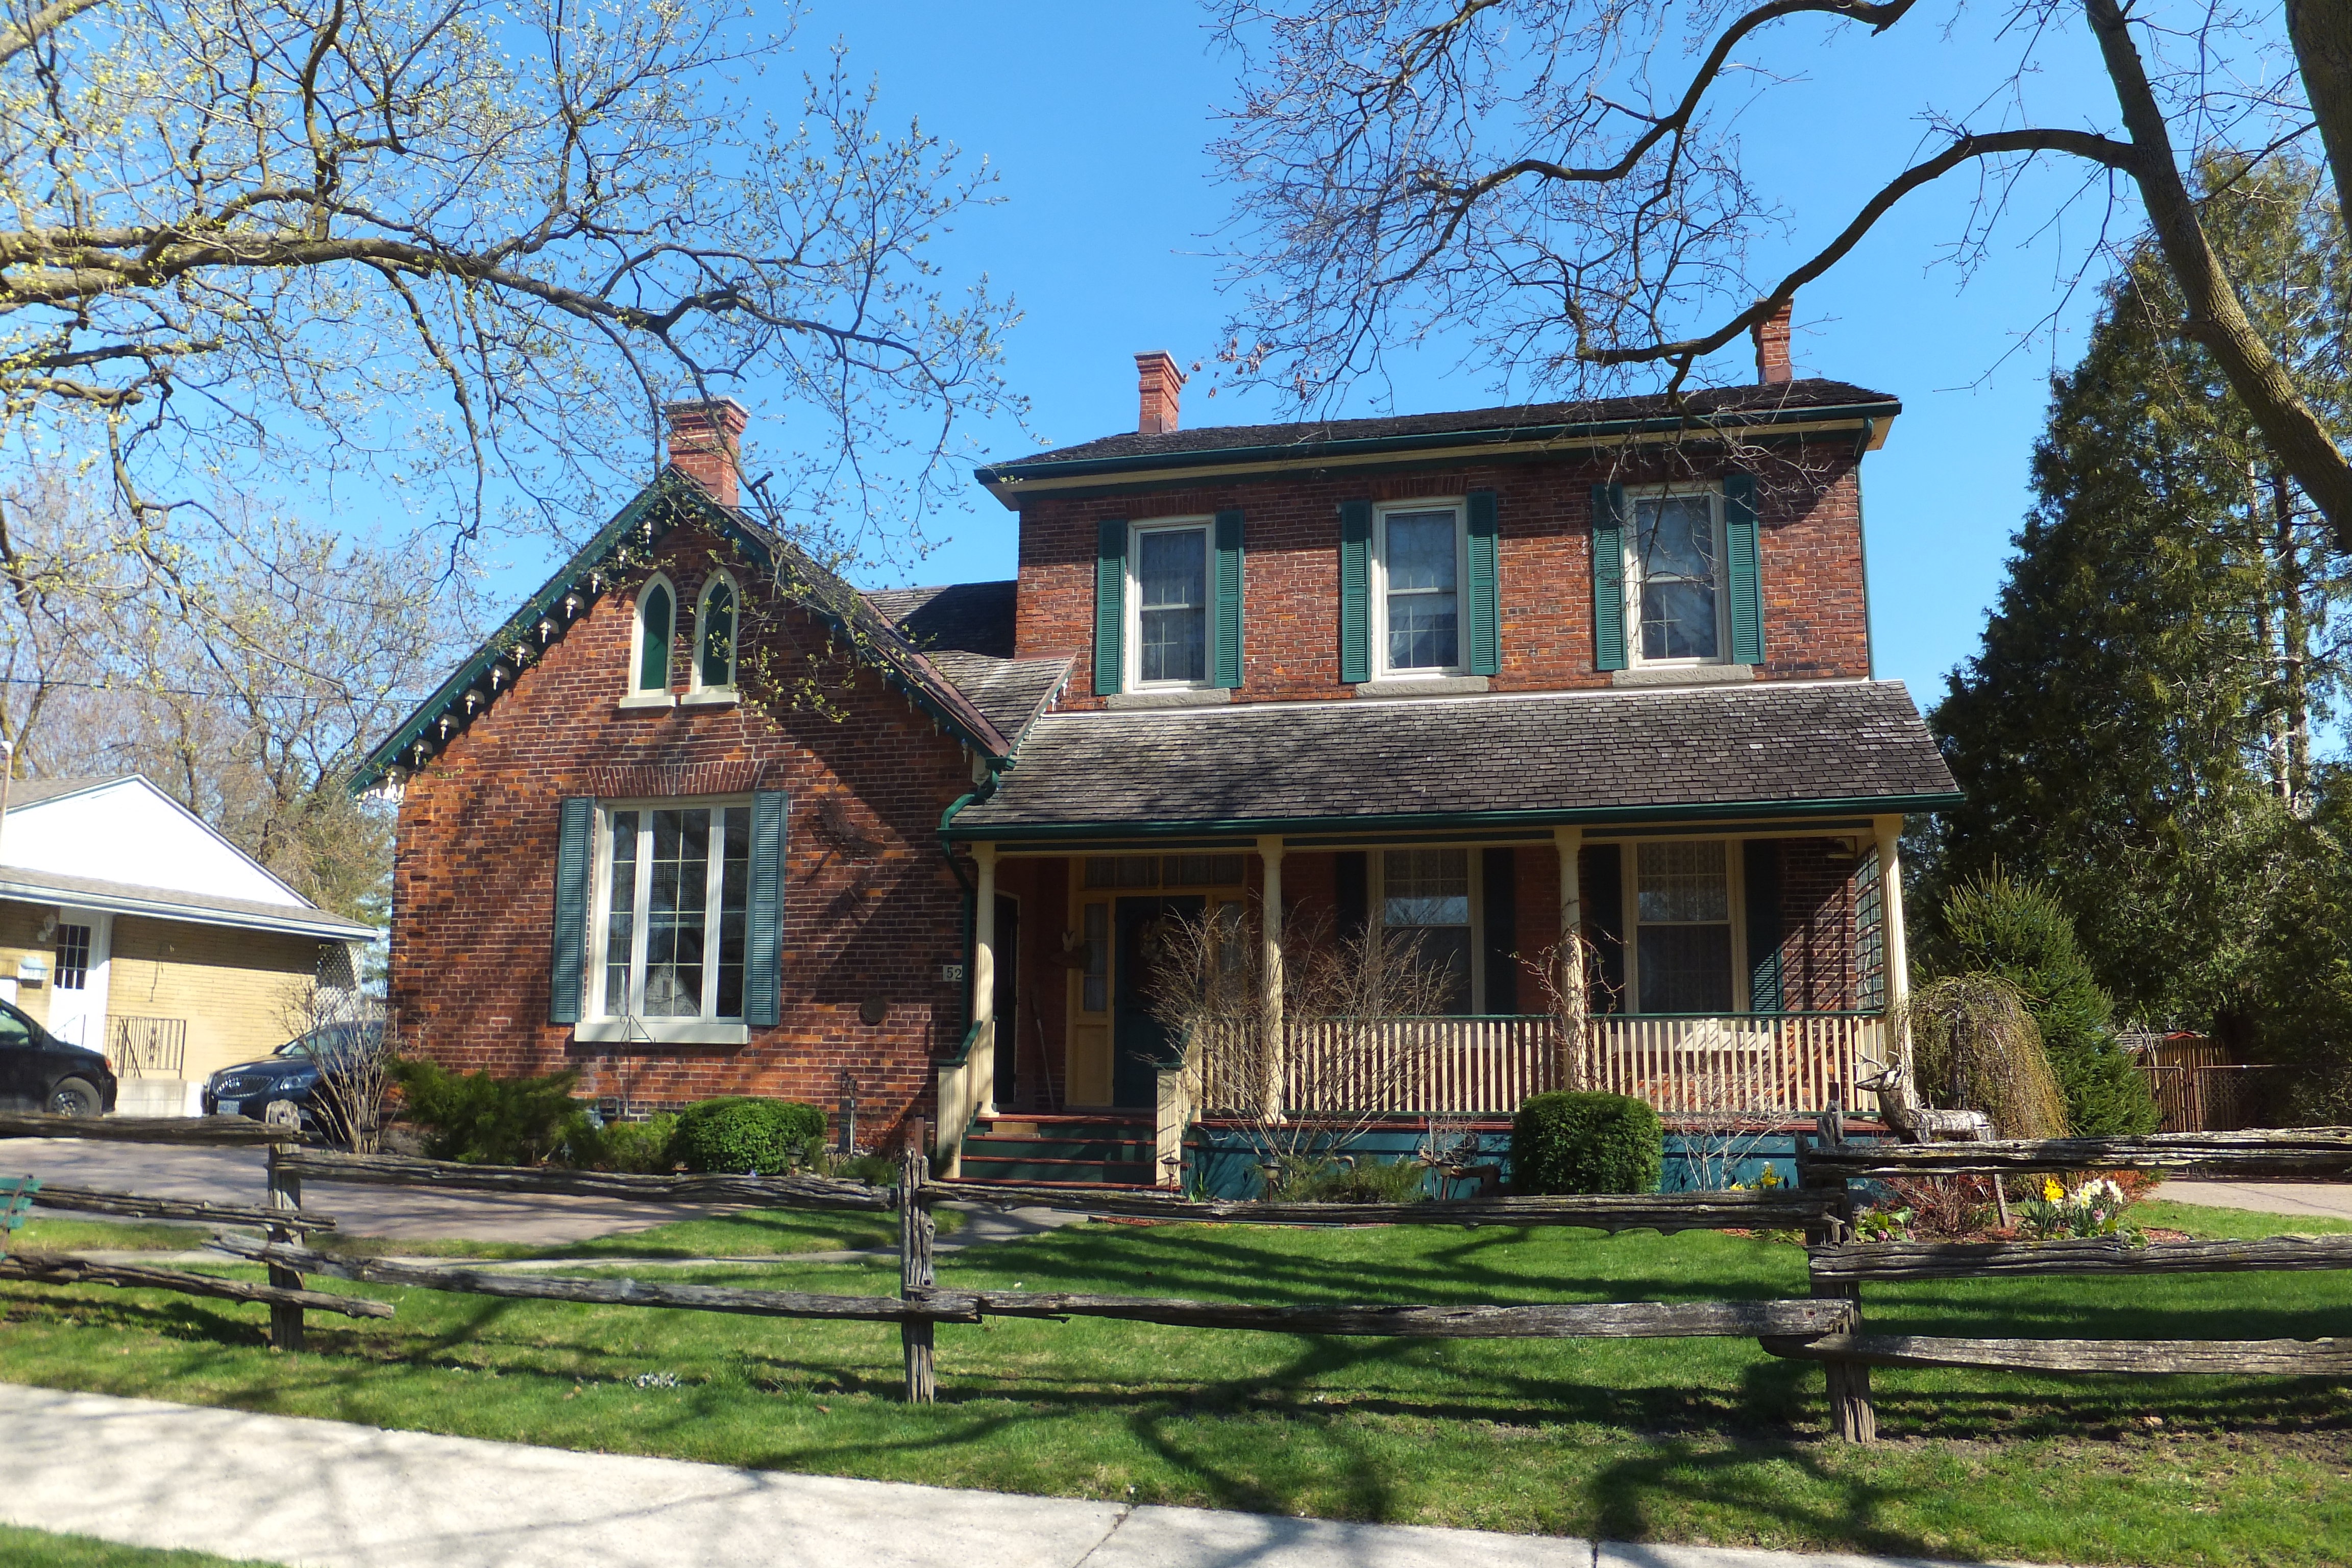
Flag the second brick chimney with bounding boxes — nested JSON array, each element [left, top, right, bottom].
[[664, 397, 751, 506], [1750, 300, 1794, 386], [1136, 351, 1185, 435]]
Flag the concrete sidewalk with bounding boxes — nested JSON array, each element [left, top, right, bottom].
[[0, 1383, 2008, 1568], [2152, 1179, 2352, 1223]]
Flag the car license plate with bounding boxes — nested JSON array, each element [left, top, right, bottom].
[[215, 1099, 240, 1117]]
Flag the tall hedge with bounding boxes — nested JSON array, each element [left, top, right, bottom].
[[1931, 870, 2159, 1137], [672, 1097, 826, 1174], [1511, 1091, 1663, 1194]]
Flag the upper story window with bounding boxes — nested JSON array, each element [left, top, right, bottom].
[[1375, 503, 1464, 676], [633, 576, 676, 694], [1627, 490, 1726, 665], [1131, 519, 1211, 687], [695, 573, 738, 691], [594, 802, 751, 1023]]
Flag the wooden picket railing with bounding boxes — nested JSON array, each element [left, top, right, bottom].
[[1191, 1012, 1888, 1118]]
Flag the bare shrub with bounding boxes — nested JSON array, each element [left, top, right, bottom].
[[277, 983, 393, 1152], [1904, 974, 2069, 1140]]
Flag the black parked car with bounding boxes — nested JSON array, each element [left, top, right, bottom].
[[0, 998, 117, 1116], [202, 1022, 382, 1134]]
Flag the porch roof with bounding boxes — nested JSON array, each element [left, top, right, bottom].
[[948, 679, 1958, 841]]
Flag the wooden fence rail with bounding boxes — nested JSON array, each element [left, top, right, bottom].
[[277, 1149, 892, 1210], [1810, 1234, 2352, 1282], [0, 1111, 294, 1145], [27, 1183, 337, 1232], [924, 1181, 1838, 1233], [0, 1250, 393, 1319], [1796, 1128, 2352, 1182]]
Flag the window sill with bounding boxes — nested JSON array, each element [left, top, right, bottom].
[[680, 688, 740, 708], [1105, 687, 1232, 710], [1354, 675, 1489, 698], [1610, 664, 1756, 688], [616, 692, 677, 712], [574, 1018, 749, 1046]]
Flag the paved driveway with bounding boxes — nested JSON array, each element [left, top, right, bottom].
[[0, 1138, 733, 1243], [2153, 1178, 2352, 1223]]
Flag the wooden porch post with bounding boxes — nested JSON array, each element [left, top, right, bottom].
[[1553, 826, 1584, 1089], [1874, 817, 1911, 1074], [1258, 835, 1284, 1123], [973, 843, 998, 1118]]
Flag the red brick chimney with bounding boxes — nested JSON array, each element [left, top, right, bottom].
[[1751, 300, 1794, 386], [664, 398, 751, 506], [1136, 351, 1185, 435]]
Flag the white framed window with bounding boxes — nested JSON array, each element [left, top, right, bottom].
[[1625, 489, 1728, 666], [693, 572, 739, 692], [589, 799, 752, 1037], [1128, 518, 1213, 688], [630, 574, 677, 695], [1376, 847, 1478, 1015], [1633, 839, 1735, 1013], [1373, 501, 1466, 676]]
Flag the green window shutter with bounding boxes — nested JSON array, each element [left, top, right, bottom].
[[1093, 519, 1127, 696], [1338, 499, 1373, 683], [1466, 488, 1501, 676], [1724, 471, 1765, 665], [744, 791, 791, 1027], [1590, 484, 1628, 672], [638, 584, 672, 692], [549, 797, 594, 1025], [1213, 509, 1245, 689], [1743, 838, 1784, 1013]]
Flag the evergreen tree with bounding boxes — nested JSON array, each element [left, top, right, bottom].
[[1929, 157, 2352, 1066], [1926, 873, 2159, 1137]]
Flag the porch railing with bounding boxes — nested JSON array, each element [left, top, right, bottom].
[[1192, 1013, 1889, 1120]]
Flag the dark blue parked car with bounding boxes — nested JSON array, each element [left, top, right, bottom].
[[202, 1022, 382, 1135]]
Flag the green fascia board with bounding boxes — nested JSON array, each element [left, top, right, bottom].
[[973, 399, 1904, 491], [943, 792, 1963, 843], [353, 475, 1004, 796]]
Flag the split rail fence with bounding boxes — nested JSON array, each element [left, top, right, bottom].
[[6, 1111, 2352, 1443]]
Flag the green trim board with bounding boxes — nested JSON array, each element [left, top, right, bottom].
[[945, 792, 1962, 843]]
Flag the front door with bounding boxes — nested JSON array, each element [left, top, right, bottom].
[[1112, 895, 1201, 1109], [46, 913, 110, 1054]]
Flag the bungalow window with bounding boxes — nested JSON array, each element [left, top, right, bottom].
[[632, 576, 676, 693], [54, 923, 90, 989], [695, 574, 737, 691], [595, 804, 751, 1021], [1131, 521, 1210, 686], [1635, 840, 1734, 1012], [1380, 848, 1473, 1014], [1375, 505, 1463, 674], [1627, 492, 1725, 664]]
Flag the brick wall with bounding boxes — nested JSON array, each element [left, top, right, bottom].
[[1013, 443, 1870, 706], [390, 522, 974, 1146], [1776, 837, 1863, 1011]]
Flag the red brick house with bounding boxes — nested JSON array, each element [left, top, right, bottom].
[[361, 326, 1958, 1184]]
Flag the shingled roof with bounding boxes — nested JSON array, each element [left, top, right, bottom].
[[976, 378, 1899, 487], [948, 680, 1956, 838]]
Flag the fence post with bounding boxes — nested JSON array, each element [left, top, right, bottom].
[[264, 1140, 305, 1353], [899, 1116, 936, 1403], [1803, 1101, 1875, 1443]]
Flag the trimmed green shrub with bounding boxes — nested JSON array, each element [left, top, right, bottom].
[[388, 1059, 592, 1166], [596, 1112, 680, 1174], [1511, 1091, 1663, 1194], [1275, 1155, 1429, 1204], [1933, 870, 2159, 1137], [673, 1097, 826, 1174]]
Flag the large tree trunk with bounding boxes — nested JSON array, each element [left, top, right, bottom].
[[2089, 0, 2352, 547], [2287, 0, 2352, 231]]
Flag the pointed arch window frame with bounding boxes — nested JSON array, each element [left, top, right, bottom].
[[630, 573, 679, 698], [693, 570, 741, 695]]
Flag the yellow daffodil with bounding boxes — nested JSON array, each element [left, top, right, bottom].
[[2043, 1177, 2065, 1203]]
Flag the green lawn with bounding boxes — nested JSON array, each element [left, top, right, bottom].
[[1, 1200, 2346, 1566], [0, 1526, 275, 1566]]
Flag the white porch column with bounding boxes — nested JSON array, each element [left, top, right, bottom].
[[1553, 826, 1584, 950], [972, 843, 999, 1118], [1258, 835, 1285, 1123], [1874, 816, 1911, 1071], [1552, 826, 1584, 1087]]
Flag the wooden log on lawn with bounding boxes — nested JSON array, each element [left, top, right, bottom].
[[0, 1250, 393, 1318], [211, 1235, 977, 1324], [0, 1112, 298, 1145], [26, 1184, 337, 1232], [910, 1287, 1855, 1340], [275, 1148, 892, 1210], [1759, 1332, 2352, 1377], [1812, 1233, 2352, 1282], [922, 1182, 1837, 1232], [1796, 1128, 2352, 1182]]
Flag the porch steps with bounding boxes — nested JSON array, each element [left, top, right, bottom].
[[957, 1113, 1161, 1188]]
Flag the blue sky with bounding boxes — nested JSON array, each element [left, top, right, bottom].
[[532, 3, 2158, 706]]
